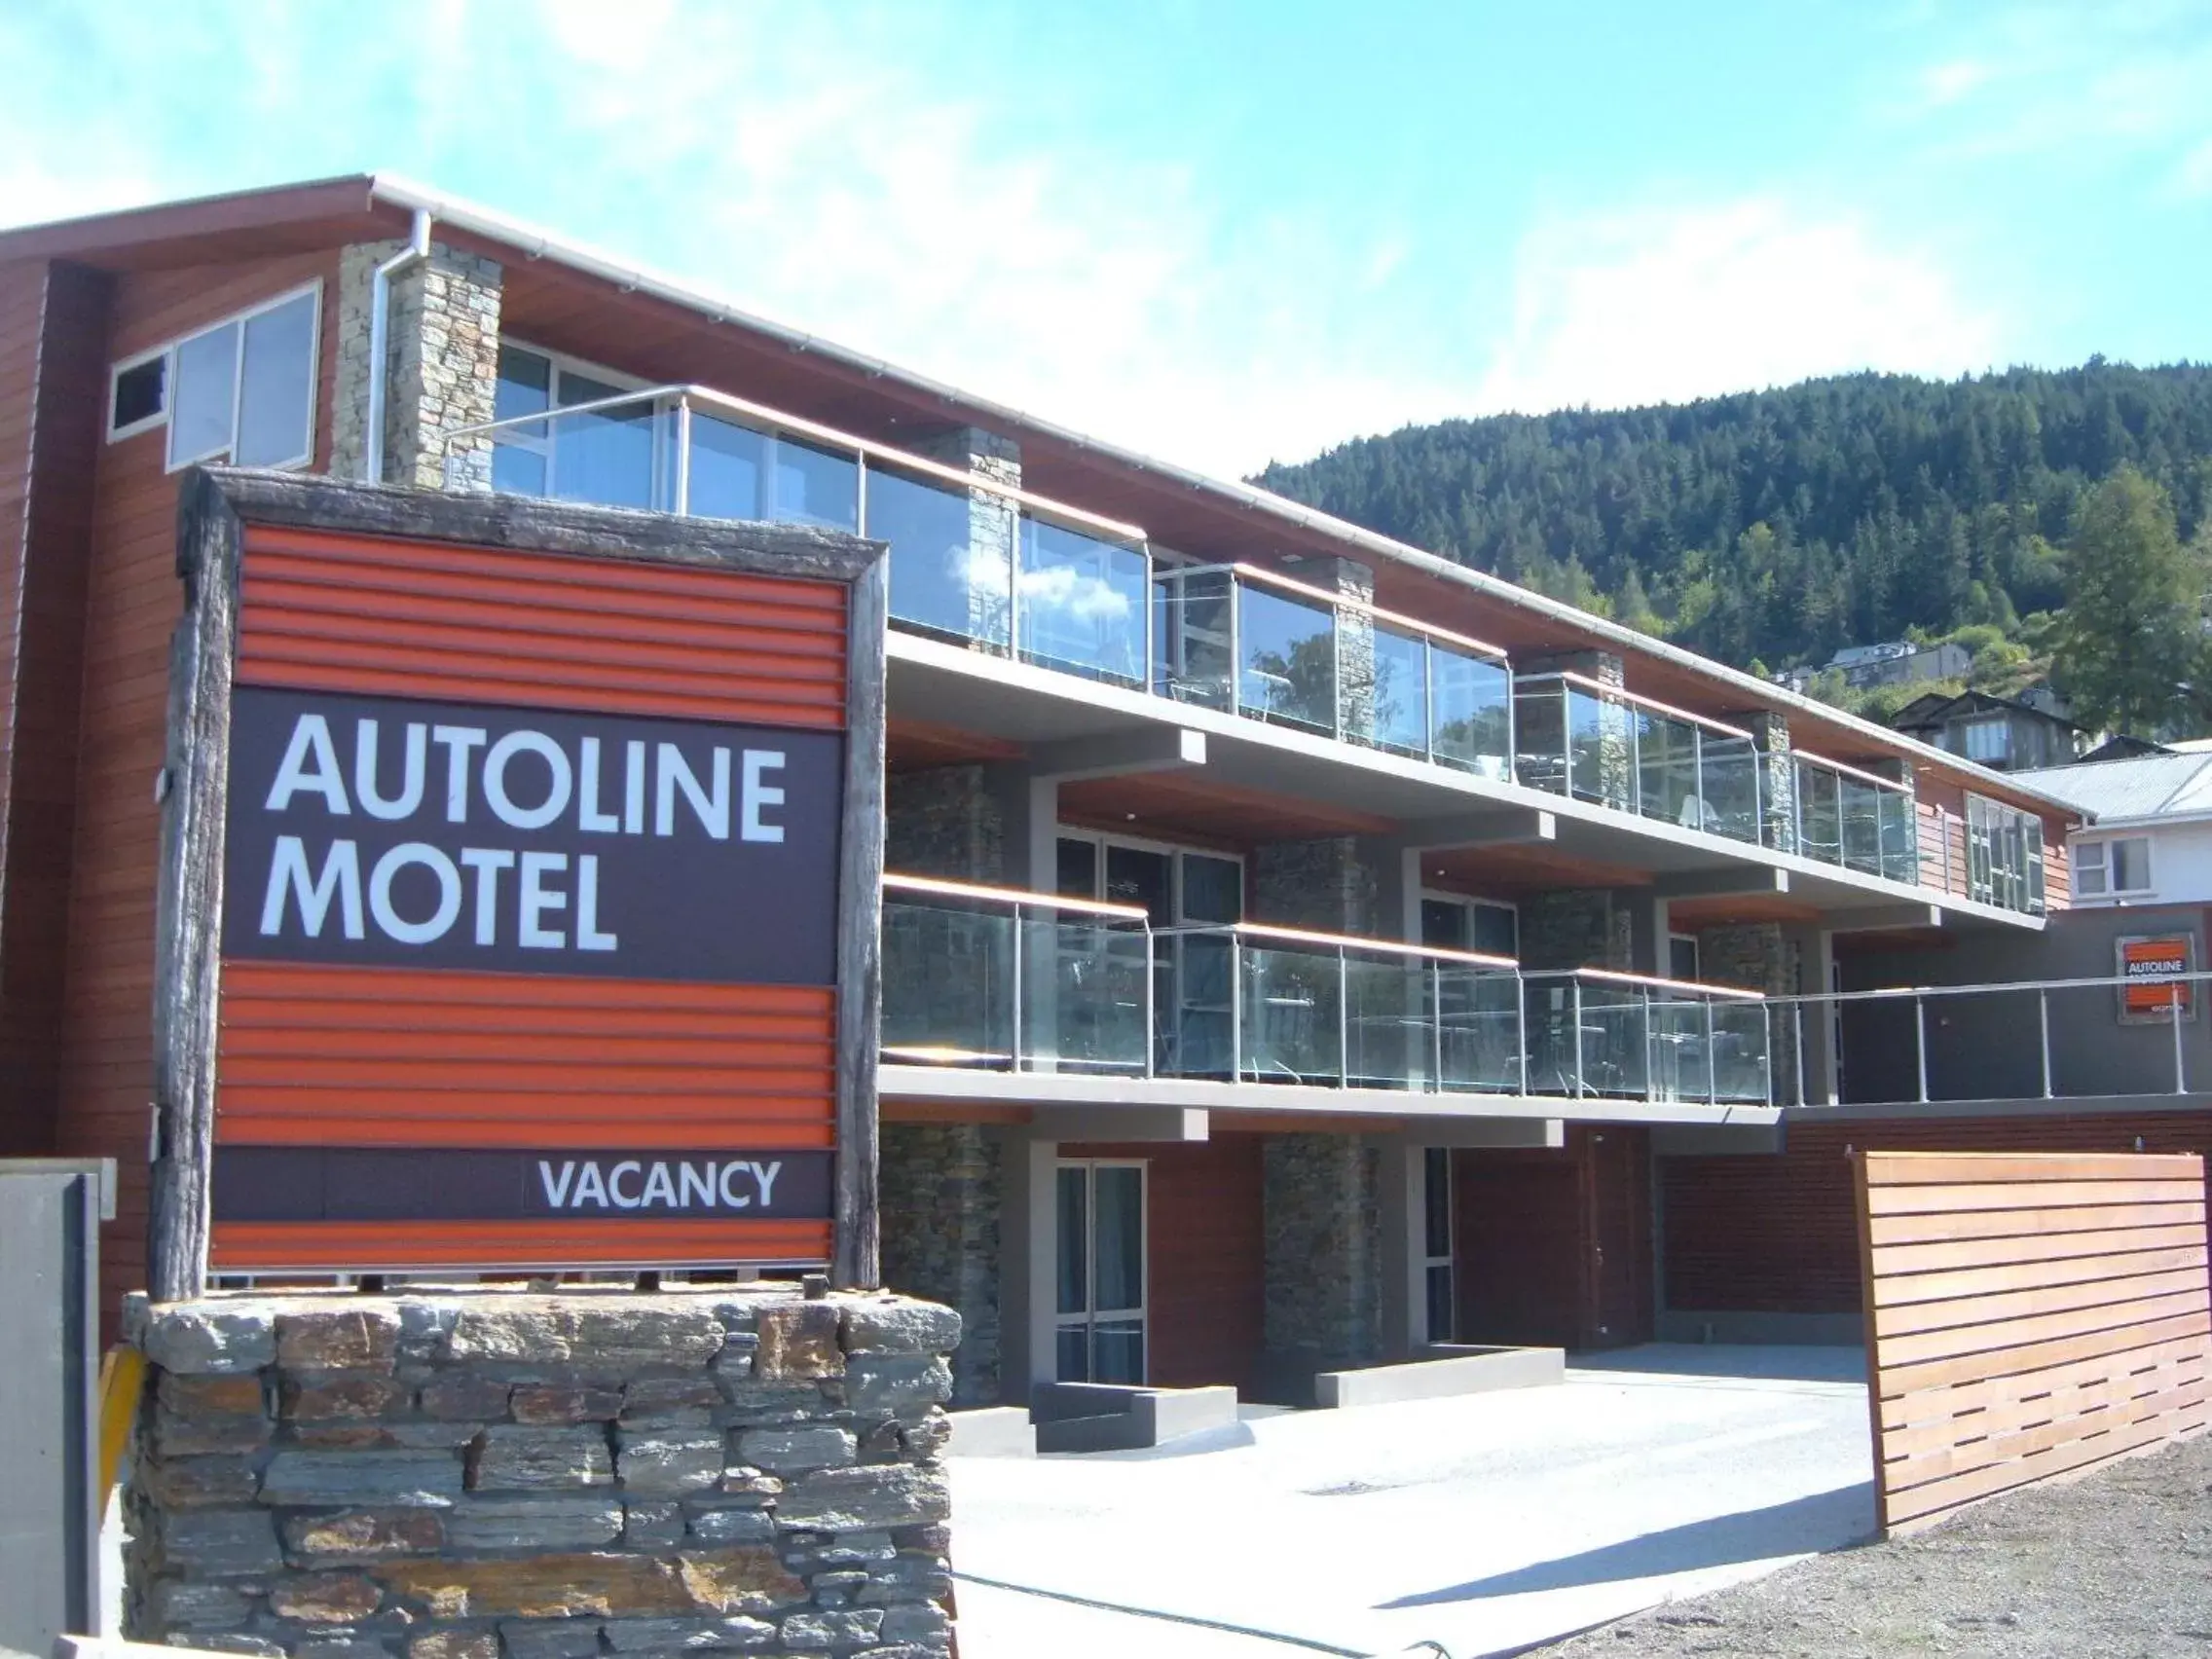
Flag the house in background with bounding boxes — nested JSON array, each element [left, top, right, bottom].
[[1889, 687, 2086, 772], [2014, 750, 2212, 908]]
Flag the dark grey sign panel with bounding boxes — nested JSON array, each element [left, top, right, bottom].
[[221, 684, 844, 984], [213, 1146, 834, 1222]]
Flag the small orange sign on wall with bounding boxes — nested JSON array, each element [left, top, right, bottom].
[[2119, 934, 2196, 1023]]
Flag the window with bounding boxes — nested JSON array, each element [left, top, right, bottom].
[[1419, 894, 1519, 959], [1668, 934, 1701, 982], [2075, 836, 2152, 899], [1966, 793, 2046, 914], [1422, 1148, 1455, 1344], [492, 341, 861, 529], [1959, 718, 2009, 764], [105, 285, 320, 471], [1056, 1160, 1146, 1383], [1057, 830, 1244, 1077]]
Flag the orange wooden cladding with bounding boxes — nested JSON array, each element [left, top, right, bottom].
[[212, 1218, 833, 1272], [236, 525, 849, 730], [214, 963, 835, 1149], [1856, 1149, 2212, 1534]]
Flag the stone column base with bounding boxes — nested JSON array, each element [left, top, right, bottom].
[[124, 1285, 961, 1657]]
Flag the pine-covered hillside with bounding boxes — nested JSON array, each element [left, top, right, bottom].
[[1253, 363, 2212, 678]]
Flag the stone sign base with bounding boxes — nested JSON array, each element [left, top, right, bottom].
[[123, 1284, 960, 1658]]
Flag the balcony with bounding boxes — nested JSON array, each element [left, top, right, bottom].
[[442, 386, 2046, 920], [879, 877, 1774, 1109]]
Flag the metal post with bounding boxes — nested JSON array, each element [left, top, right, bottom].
[[1330, 598, 1345, 742], [1228, 934, 1243, 1084], [1517, 973, 1530, 1097], [1914, 995, 1929, 1104], [1793, 1001, 1808, 1108], [1431, 961, 1445, 1091], [1572, 977, 1587, 1100], [1230, 576, 1243, 719], [1422, 639, 1436, 764], [1337, 944, 1350, 1088], [1705, 999, 1718, 1105], [2038, 988, 2053, 1099], [1692, 728, 1705, 832], [1010, 899, 1025, 1073], [854, 454, 868, 537], [1142, 547, 1156, 695], [1143, 921, 1156, 1081], [1561, 686, 1574, 800], [674, 398, 693, 516], [2173, 981, 2188, 1096]]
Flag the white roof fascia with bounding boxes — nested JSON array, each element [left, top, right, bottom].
[[363, 172, 2080, 818]]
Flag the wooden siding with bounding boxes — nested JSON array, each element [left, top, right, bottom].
[[1858, 1149, 2211, 1533], [53, 250, 341, 1321], [237, 526, 848, 728], [0, 259, 106, 1155], [215, 963, 836, 1149], [1664, 1112, 2212, 1317], [1456, 1126, 1651, 1350], [1061, 1136, 1265, 1393]]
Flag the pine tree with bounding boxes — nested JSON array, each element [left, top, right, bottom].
[[2052, 466, 2209, 736]]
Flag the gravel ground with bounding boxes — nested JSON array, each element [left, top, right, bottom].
[[1541, 1432, 2212, 1659]]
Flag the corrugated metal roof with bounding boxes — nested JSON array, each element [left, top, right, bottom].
[[2013, 754, 2212, 821]]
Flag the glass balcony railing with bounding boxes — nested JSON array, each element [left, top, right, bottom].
[[1153, 922, 1525, 1091], [1793, 752, 1919, 884], [1520, 969, 1772, 1105], [1512, 674, 1764, 845], [442, 388, 2032, 918], [1153, 562, 1515, 780], [448, 384, 1153, 689], [879, 874, 1152, 1075]]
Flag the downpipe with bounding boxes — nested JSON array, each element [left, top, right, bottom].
[[363, 207, 433, 483]]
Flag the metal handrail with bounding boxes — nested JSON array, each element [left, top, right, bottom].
[[1513, 670, 1755, 742], [1771, 968, 2201, 1108], [882, 870, 1149, 922], [1521, 965, 1766, 1001], [442, 381, 1148, 544]]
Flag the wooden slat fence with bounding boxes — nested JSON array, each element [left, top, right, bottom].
[[1857, 1150, 2212, 1532]]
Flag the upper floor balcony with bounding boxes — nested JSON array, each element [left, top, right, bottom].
[[879, 874, 1776, 1116], [444, 384, 2054, 922]]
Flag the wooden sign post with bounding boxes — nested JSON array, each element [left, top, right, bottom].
[[147, 469, 886, 1298]]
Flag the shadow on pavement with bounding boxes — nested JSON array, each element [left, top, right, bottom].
[[1377, 1483, 1878, 1608]]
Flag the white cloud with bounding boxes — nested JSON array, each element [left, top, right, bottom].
[[0, 0, 1464, 477], [1475, 200, 2000, 416]]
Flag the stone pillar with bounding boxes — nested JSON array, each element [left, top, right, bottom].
[[879, 1125, 1002, 1406], [908, 425, 1021, 651], [126, 1286, 961, 1657], [1251, 837, 1380, 935], [1517, 891, 1635, 971], [1782, 922, 1838, 1105], [884, 765, 1004, 882], [1738, 710, 1795, 853], [332, 239, 504, 490], [1532, 649, 1631, 808], [1261, 1134, 1383, 1399], [1697, 921, 1798, 1103]]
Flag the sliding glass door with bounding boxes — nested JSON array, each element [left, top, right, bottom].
[[1055, 1160, 1147, 1383]]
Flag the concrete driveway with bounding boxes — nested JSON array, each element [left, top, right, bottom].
[[947, 1346, 1874, 1659]]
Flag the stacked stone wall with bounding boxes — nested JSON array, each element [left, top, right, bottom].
[[1260, 1133, 1382, 1393], [126, 1287, 960, 1658], [331, 240, 504, 491], [878, 1124, 1002, 1407]]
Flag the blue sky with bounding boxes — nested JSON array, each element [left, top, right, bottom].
[[2, 0, 2208, 475]]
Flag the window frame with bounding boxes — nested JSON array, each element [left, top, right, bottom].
[[2077, 835, 2153, 900], [1958, 716, 2009, 764], [1421, 1146, 1455, 1345], [105, 344, 171, 442], [117, 280, 325, 474], [494, 337, 657, 498], [1054, 1157, 1149, 1385], [1418, 889, 1520, 958]]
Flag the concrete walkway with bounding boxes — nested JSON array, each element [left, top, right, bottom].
[[947, 1346, 1874, 1659]]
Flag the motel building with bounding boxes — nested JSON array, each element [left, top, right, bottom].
[[13, 174, 2197, 1417]]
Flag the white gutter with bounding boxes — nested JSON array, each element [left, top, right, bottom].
[[363, 207, 432, 483], [361, 173, 2078, 818]]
